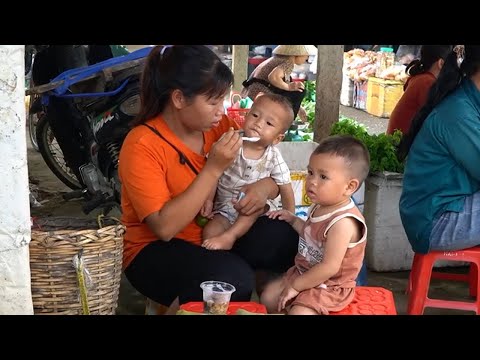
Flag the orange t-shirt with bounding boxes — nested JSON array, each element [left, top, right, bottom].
[[119, 114, 239, 269], [386, 72, 436, 135]]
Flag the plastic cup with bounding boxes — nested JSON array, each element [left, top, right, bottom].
[[200, 281, 236, 315]]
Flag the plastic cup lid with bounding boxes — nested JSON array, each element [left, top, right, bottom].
[[200, 281, 236, 293]]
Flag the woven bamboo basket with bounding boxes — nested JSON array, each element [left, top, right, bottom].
[[29, 216, 125, 315]]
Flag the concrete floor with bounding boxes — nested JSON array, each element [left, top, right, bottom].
[[339, 104, 390, 135], [27, 95, 476, 315]]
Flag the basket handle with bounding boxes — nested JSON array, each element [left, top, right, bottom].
[[97, 214, 121, 229], [230, 92, 242, 106]]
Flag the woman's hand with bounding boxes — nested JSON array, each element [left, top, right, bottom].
[[288, 81, 305, 92], [200, 199, 214, 219], [233, 181, 270, 216], [205, 127, 242, 178]]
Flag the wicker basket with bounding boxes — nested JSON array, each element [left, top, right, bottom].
[[29, 216, 125, 315]]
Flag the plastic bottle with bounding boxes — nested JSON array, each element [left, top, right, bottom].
[[382, 47, 395, 68], [375, 47, 394, 78]]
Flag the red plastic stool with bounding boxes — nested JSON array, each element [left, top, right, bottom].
[[407, 246, 480, 315], [331, 287, 397, 315]]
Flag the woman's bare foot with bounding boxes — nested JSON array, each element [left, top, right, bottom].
[[202, 233, 237, 250]]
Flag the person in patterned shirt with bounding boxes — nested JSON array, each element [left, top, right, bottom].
[[201, 93, 295, 251], [261, 135, 370, 315], [241, 45, 314, 122]]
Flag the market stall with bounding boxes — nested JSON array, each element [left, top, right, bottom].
[[341, 47, 409, 118]]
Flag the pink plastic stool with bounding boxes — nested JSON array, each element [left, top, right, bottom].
[[407, 246, 480, 314]]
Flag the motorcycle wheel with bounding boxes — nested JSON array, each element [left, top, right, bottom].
[[36, 114, 82, 190], [28, 94, 40, 152]]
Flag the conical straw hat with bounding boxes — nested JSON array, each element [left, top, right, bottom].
[[273, 45, 315, 56]]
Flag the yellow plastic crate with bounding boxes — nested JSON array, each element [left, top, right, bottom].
[[366, 77, 404, 118]]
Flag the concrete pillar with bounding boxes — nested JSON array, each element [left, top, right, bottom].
[[313, 45, 344, 142], [0, 45, 34, 314], [232, 45, 249, 93]]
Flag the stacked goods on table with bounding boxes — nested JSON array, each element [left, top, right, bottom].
[[343, 47, 408, 83], [366, 49, 407, 117], [343, 48, 378, 82], [375, 47, 409, 82], [341, 49, 377, 107], [341, 48, 410, 118]]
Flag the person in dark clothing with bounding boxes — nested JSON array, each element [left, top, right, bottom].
[[87, 45, 115, 64], [30, 45, 125, 185], [30, 45, 92, 184]]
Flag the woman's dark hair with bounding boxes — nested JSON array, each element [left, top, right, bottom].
[[405, 45, 452, 76], [397, 45, 480, 161], [131, 45, 234, 126]]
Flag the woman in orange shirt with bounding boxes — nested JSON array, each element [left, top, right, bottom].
[[119, 45, 298, 308], [387, 45, 452, 135]]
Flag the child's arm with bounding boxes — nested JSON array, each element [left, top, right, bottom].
[[269, 148, 294, 211], [267, 209, 305, 235], [288, 214, 305, 235], [291, 217, 359, 292], [278, 183, 295, 213]]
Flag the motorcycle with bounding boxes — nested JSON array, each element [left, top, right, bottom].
[[26, 45, 120, 189], [26, 45, 128, 152], [26, 46, 152, 214]]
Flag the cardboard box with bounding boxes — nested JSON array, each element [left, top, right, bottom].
[[366, 77, 404, 118]]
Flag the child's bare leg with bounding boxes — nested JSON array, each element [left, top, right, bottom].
[[202, 214, 231, 241], [288, 305, 317, 315], [202, 213, 258, 250], [259, 277, 285, 314]]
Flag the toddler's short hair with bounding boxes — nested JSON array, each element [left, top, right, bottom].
[[254, 93, 295, 131], [313, 135, 370, 183]]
